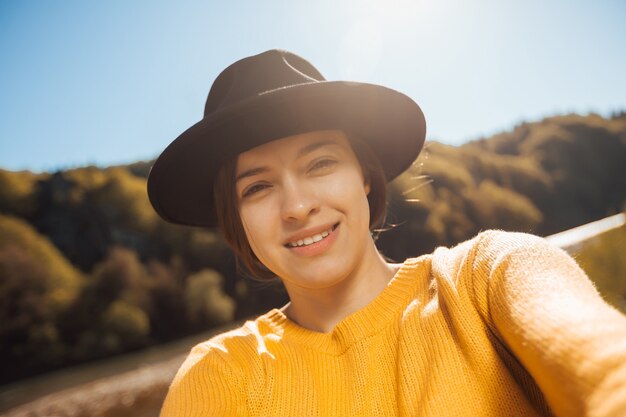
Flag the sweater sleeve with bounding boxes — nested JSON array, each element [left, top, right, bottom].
[[472, 230, 626, 417], [160, 342, 248, 417]]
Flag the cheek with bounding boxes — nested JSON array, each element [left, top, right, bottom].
[[239, 205, 276, 261], [240, 208, 261, 244], [324, 174, 371, 213]]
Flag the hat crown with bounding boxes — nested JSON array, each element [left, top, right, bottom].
[[204, 49, 327, 116]]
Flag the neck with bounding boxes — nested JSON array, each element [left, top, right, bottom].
[[281, 239, 400, 333]]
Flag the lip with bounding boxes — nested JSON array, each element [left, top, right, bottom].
[[284, 223, 340, 257], [283, 222, 339, 246]]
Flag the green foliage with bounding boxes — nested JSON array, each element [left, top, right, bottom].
[[382, 141, 546, 258], [64, 166, 112, 189], [465, 180, 543, 231], [416, 144, 475, 190], [381, 113, 626, 260], [144, 258, 188, 341], [575, 223, 626, 313], [101, 300, 151, 346], [0, 215, 84, 382], [90, 247, 150, 307], [0, 214, 83, 310], [467, 114, 626, 229], [0, 244, 61, 362], [30, 167, 166, 271], [185, 269, 235, 327], [0, 169, 46, 217], [91, 168, 158, 234], [121, 160, 153, 178]]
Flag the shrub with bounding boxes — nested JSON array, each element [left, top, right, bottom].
[[575, 223, 626, 313], [101, 300, 151, 346], [0, 214, 83, 310], [185, 269, 235, 328], [0, 169, 46, 218]]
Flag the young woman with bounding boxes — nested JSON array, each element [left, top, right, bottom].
[[148, 50, 626, 417]]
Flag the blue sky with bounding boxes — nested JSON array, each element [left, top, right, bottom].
[[1, 0, 625, 172]]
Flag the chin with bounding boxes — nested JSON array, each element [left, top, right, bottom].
[[284, 261, 356, 290]]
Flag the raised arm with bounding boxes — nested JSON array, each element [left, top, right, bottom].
[[474, 231, 626, 417]]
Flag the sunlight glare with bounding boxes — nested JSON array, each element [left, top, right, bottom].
[[337, 0, 441, 79], [338, 17, 384, 80]]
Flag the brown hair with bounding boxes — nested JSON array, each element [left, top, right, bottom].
[[213, 133, 388, 281]]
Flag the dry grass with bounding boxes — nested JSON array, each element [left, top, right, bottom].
[[1, 356, 183, 417]]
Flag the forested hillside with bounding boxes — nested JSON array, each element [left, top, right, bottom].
[[1, 112, 625, 384]]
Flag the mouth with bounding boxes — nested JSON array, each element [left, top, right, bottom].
[[285, 223, 339, 248]]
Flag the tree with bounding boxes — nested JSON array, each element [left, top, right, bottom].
[[185, 269, 235, 328]]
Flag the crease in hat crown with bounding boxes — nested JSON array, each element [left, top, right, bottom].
[[204, 50, 326, 116], [147, 48, 426, 228]]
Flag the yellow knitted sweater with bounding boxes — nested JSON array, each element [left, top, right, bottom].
[[160, 231, 626, 416]]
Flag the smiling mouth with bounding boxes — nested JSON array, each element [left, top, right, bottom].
[[286, 223, 339, 248]]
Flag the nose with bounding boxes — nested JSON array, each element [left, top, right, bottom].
[[280, 178, 319, 222]]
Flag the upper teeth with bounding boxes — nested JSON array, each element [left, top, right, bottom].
[[288, 226, 334, 247]]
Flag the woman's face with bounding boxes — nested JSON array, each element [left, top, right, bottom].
[[235, 130, 373, 290]]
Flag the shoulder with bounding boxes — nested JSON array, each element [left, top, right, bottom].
[[455, 229, 553, 253], [472, 229, 557, 254], [468, 229, 580, 277], [173, 314, 277, 382], [161, 314, 279, 416], [432, 229, 567, 272], [433, 229, 585, 287], [447, 230, 597, 317], [428, 230, 581, 315]]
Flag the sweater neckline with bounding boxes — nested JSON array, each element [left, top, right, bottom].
[[258, 255, 429, 355]]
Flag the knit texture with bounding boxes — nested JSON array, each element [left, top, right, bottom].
[[160, 231, 626, 416]]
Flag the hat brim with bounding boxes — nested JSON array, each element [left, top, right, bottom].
[[147, 81, 426, 227]]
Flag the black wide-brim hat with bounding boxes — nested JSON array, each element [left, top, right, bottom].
[[147, 49, 426, 227]]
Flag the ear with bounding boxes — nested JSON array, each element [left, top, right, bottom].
[[364, 177, 371, 196]]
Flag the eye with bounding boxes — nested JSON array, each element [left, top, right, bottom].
[[309, 158, 337, 172], [242, 183, 270, 198]]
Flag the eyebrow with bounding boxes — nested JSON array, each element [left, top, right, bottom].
[[295, 139, 339, 158], [235, 166, 270, 183], [235, 139, 340, 183]]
